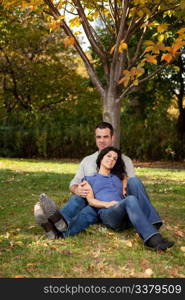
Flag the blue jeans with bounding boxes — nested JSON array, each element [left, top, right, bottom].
[[98, 195, 158, 242], [59, 176, 162, 239], [59, 195, 98, 237], [127, 177, 162, 226]]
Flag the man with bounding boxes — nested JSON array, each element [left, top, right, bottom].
[[34, 122, 163, 240]]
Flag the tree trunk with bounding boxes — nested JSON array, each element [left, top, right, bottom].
[[177, 108, 185, 140], [102, 89, 121, 148]]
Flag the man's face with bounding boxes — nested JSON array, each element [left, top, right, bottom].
[[95, 128, 114, 151]]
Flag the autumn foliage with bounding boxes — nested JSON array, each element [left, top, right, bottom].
[[2, 0, 185, 145]]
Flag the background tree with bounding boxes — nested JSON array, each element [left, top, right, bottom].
[[0, 6, 102, 158], [2, 0, 185, 147], [0, 7, 82, 112]]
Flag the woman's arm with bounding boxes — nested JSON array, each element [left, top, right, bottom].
[[83, 181, 117, 208]]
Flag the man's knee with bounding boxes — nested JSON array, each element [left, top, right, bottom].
[[67, 195, 87, 207], [124, 195, 138, 209], [128, 176, 141, 186], [81, 206, 98, 223]]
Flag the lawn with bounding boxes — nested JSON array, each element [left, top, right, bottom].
[[0, 158, 185, 278]]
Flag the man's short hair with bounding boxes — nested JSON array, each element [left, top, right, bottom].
[[95, 122, 114, 136]]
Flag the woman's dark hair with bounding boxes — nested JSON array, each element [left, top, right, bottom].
[[96, 146, 126, 180]]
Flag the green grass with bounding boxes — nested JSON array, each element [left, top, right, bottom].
[[0, 158, 185, 278]]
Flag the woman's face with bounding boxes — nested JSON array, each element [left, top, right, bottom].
[[100, 150, 118, 170]]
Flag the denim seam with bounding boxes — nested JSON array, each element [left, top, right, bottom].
[[144, 232, 158, 243]]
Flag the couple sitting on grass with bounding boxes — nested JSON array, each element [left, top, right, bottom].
[[34, 123, 174, 252]]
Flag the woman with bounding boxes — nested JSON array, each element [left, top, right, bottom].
[[35, 146, 174, 251], [81, 146, 174, 251]]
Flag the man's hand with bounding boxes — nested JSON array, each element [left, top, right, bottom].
[[76, 181, 92, 198]]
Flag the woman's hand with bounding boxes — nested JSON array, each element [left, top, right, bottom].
[[104, 200, 118, 208]]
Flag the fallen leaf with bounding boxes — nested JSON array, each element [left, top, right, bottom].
[[175, 230, 184, 237], [15, 275, 27, 278], [145, 268, 153, 276], [169, 268, 179, 277], [125, 241, 133, 248], [180, 246, 185, 252], [61, 250, 72, 256], [107, 232, 115, 236], [15, 241, 24, 246]]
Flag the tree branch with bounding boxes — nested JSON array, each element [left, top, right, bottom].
[[43, 0, 105, 97], [72, 1, 107, 59], [110, 0, 129, 88], [129, 24, 148, 68], [72, 0, 110, 84]]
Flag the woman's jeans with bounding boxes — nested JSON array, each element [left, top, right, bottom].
[[59, 196, 98, 237], [59, 177, 162, 241]]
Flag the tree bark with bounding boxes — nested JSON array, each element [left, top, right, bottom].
[[176, 55, 185, 141], [103, 88, 121, 148]]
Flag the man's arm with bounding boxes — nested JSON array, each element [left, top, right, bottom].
[[69, 158, 86, 196], [122, 154, 135, 178], [69, 153, 97, 196], [69, 184, 79, 195]]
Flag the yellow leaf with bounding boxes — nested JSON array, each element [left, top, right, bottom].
[[22, 1, 29, 8], [118, 77, 130, 87], [74, 31, 82, 36], [144, 54, 157, 64], [103, 9, 110, 16], [144, 46, 154, 53], [49, 19, 61, 32], [118, 40, 128, 53], [110, 44, 116, 55], [133, 80, 139, 86], [180, 246, 185, 252], [163, 10, 175, 18], [136, 67, 145, 77], [57, 0, 66, 10], [146, 23, 157, 29], [137, 9, 144, 18], [158, 34, 165, 42], [63, 36, 75, 47], [69, 17, 81, 28], [177, 28, 185, 35], [144, 42, 165, 54], [157, 24, 169, 33], [173, 66, 180, 72], [122, 69, 131, 76], [171, 41, 185, 56], [161, 53, 173, 63], [144, 40, 155, 46]]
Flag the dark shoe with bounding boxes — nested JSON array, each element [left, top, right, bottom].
[[34, 202, 59, 239], [145, 233, 174, 251], [39, 193, 67, 232], [156, 240, 174, 251], [153, 222, 163, 230]]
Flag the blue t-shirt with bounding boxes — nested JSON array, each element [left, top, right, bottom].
[[83, 173, 123, 202]]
